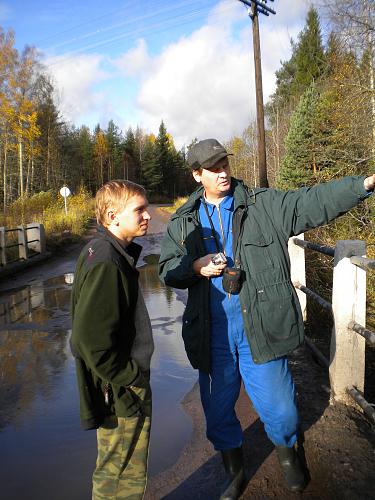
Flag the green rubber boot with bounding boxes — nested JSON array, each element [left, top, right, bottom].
[[220, 447, 245, 500], [276, 445, 306, 492]]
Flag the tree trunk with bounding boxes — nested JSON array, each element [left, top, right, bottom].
[[18, 131, 24, 198], [26, 143, 32, 196], [3, 142, 7, 213]]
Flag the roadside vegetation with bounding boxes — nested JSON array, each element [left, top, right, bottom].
[[0, 188, 94, 247], [163, 196, 188, 214]]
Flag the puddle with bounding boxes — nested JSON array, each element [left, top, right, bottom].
[[0, 260, 196, 500]]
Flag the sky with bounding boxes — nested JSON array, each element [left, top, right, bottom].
[[0, 0, 317, 147]]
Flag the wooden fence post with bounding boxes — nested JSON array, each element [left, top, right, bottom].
[[329, 240, 366, 404], [17, 225, 28, 260], [289, 234, 307, 320], [0, 227, 6, 266]]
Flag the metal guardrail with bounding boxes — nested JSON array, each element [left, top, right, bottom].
[[291, 236, 374, 423], [293, 237, 335, 257], [350, 256, 375, 271], [348, 321, 375, 346], [347, 387, 375, 424], [294, 281, 333, 313]]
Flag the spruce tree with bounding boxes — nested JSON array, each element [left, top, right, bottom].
[[277, 83, 320, 190], [293, 7, 325, 95], [141, 136, 162, 196], [155, 120, 175, 197]]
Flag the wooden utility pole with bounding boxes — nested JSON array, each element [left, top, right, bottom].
[[238, 0, 275, 188]]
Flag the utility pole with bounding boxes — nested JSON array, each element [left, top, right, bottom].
[[238, 0, 275, 188]]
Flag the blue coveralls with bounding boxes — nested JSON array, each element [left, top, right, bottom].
[[198, 194, 298, 451]]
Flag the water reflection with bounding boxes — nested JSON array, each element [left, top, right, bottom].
[[0, 259, 195, 500]]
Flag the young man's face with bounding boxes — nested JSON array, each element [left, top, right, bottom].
[[111, 194, 151, 244], [192, 157, 231, 201]]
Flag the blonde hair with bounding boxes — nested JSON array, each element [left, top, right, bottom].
[[95, 180, 146, 227]]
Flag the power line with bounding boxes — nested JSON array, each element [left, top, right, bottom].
[[36, 0, 217, 52]]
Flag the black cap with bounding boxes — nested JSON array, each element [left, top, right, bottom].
[[187, 139, 232, 170]]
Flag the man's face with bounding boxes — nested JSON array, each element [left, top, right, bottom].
[[113, 194, 151, 243], [192, 157, 231, 200]]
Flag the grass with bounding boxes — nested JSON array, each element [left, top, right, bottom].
[[162, 196, 188, 214], [0, 188, 95, 248]]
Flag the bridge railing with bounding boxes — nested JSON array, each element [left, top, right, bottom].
[[0, 223, 46, 267], [288, 235, 375, 424]]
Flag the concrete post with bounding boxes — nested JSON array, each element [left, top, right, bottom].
[[329, 240, 366, 404], [0, 227, 6, 266], [27, 223, 46, 254], [17, 225, 28, 260], [288, 234, 307, 320]]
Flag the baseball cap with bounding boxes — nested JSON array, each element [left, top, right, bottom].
[[187, 139, 232, 170]]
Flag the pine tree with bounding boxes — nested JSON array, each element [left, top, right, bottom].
[[141, 135, 162, 196], [277, 83, 320, 190], [106, 120, 123, 180], [269, 7, 325, 110], [155, 120, 175, 196], [293, 7, 326, 94]]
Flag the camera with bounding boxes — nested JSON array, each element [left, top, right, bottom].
[[211, 252, 227, 265]]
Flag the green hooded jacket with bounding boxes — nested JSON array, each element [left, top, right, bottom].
[[159, 176, 371, 372], [71, 226, 147, 430]]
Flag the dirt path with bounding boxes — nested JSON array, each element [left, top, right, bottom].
[[146, 341, 375, 500]]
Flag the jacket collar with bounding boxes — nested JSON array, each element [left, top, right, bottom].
[[96, 225, 142, 265], [173, 178, 268, 219]]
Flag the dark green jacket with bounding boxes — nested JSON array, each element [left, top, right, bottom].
[[159, 176, 371, 372], [71, 226, 146, 430]]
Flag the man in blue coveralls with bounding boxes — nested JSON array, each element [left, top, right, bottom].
[[158, 139, 375, 500]]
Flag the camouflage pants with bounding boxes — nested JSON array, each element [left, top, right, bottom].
[[92, 385, 152, 500]]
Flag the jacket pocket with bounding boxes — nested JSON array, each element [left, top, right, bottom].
[[257, 281, 300, 343], [242, 233, 274, 273]]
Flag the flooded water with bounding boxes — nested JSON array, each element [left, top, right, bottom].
[[0, 257, 196, 500]]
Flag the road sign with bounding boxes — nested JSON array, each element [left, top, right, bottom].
[[59, 186, 71, 214]]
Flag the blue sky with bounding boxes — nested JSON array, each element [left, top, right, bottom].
[[0, 0, 316, 146]]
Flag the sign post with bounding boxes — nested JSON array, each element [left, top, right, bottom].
[[59, 186, 71, 215]]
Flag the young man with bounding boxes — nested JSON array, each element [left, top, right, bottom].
[[71, 180, 153, 500], [158, 139, 375, 500]]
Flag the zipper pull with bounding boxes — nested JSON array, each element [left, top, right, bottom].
[[104, 383, 110, 405]]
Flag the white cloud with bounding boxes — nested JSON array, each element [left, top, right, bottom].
[[45, 53, 108, 125], [135, 0, 312, 147], [112, 39, 152, 77], [43, 0, 315, 142]]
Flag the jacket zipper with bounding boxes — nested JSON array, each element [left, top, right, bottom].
[[217, 205, 230, 299]]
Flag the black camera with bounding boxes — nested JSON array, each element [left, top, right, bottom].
[[211, 252, 227, 265]]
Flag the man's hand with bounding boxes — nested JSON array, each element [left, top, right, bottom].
[[364, 174, 375, 192], [193, 254, 226, 278]]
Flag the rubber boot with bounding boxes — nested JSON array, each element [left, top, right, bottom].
[[220, 447, 245, 500], [276, 446, 306, 492]]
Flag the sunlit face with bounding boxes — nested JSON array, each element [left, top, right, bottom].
[[109, 194, 151, 245], [192, 157, 231, 201]]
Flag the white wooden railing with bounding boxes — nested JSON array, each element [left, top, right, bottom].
[[0, 223, 46, 267], [288, 235, 375, 424]]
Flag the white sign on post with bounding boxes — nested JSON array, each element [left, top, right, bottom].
[[60, 186, 71, 215]]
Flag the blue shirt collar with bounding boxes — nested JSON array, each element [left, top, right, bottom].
[[202, 193, 234, 215]]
